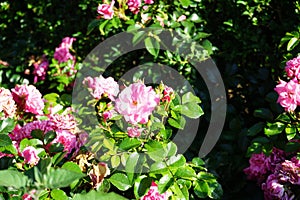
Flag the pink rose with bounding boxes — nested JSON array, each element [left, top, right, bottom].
[[22, 146, 40, 165], [83, 75, 119, 100], [115, 82, 160, 124], [274, 78, 300, 112], [53, 130, 77, 155], [177, 15, 186, 22], [0, 87, 16, 119], [127, 126, 143, 137], [61, 37, 76, 49], [244, 152, 269, 184], [33, 55, 49, 84], [22, 194, 32, 200], [285, 56, 300, 80], [97, 0, 115, 19], [11, 84, 45, 115], [127, 0, 141, 14], [141, 181, 169, 200], [144, 0, 154, 4], [54, 37, 76, 63]]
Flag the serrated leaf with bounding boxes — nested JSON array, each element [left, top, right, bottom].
[[46, 168, 85, 189], [0, 170, 28, 188], [109, 173, 131, 191], [287, 37, 299, 51], [157, 174, 174, 194], [144, 37, 160, 57], [50, 189, 69, 200], [175, 166, 197, 180], [0, 134, 12, 147], [180, 103, 204, 119], [182, 92, 201, 104], [168, 117, 186, 129], [194, 180, 209, 198], [167, 155, 186, 168], [111, 155, 120, 168], [119, 138, 141, 151], [0, 118, 15, 134]]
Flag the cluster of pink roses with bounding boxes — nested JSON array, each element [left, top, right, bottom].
[[274, 56, 300, 112], [97, 0, 154, 19], [244, 148, 300, 199], [83, 75, 172, 137], [0, 84, 88, 166]]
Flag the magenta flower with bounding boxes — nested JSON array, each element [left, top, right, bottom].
[[277, 159, 300, 185], [162, 85, 174, 102], [144, 0, 154, 4], [266, 147, 286, 173], [53, 130, 77, 155], [54, 37, 76, 63], [22, 193, 32, 200], [127, 0, 141, 14], [285, 56, 300, 80], [97, 0, 115, 19], [141, 181, 169, 200], [243, 152, 269, 184], [83, 75, 119, 100], [32, 55, 49, 84], [127, 126, 143, 137], [0, 87, 16, 119], [274, 78, 300, 112], [11, 84, 45, 115], [22, 146, 40, 165], [115, 82, 160, 124]]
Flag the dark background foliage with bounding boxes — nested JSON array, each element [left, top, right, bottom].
[[1, 0, 300, 199]]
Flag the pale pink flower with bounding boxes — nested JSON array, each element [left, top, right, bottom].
[[103, 110, 116, 121], [22, 146, 40, 165], [244, 152, 269, 184], [285, 56, 300, 80], [11, 85, 45, 115], [127, 0, 141, 14], [274, 78, 300, 112], [141, 181, 169, 200], [144, 0, 154, 4], [97, 0, 115, 19], [141, 13, 151, 23], [115, 82, 160, 124], [156, 16, 164, 27], [53, 130, 77, 155], [127, 126, 143, 137], [177, 15, 186, 22], [33, 55, 49, 84], [49, 113, 77, 131], [83, 75, 119, 100], [0, 87, 16, 119]]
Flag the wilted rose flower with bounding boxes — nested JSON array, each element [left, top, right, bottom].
[[0, 87, 16, 119], [97, 0, 115, 19], [274, 78, 300, 112], [22, 146, 40, 165], [127, 126, 143, 137], [277, 159, 300, 185], [115, 82, 160, 124], [83, 75, 119, 100], [127, 0, 141, 14], [285, 56, 300, 80], [89, 162, 110, 189], [141, 181, 169, 200], [11, 84, 45, 115]]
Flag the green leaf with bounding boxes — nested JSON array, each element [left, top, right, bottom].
[[171, 182, 187, 200], [0, 134, 12, 147], [168, 117, 186, 130], [103, 138, 115, 151], [179, 0, 191, 7], [145, 141, 166, 162], [111, 155, 120, 168], [182, 92, 201, 104], [46, 168, 85, 188], [87, 19, 101, 35], [165, 142, 177, 157], [50, 189, 69, 200], [31, 129, 44, 141], [157, 174, 174, 194], [194, 180, 209, 198], [264, 122, 285, 137], [132, 31, 146, 46], [49, 143, 65, 153], [207, 180, 223, 199], [44, 131, 57, 145], [61, 162, 82, 174], [72, 190, 127, 200], [0, 118, 15, 134], [144, 37, 160, 57], [0, 170, 28, 188], [247, 122, 265, 136], [150, 161, 168, 173], [285, 142, 300, 152], [167, 155, 186, 168], [253, 108, 273, 121], [287, 37, 299, 51], [180, 103, 204, 119], [175, 166, 197, 180], [119, 138, 141, 151], [109, 173, 131, 191], [134, 175, 152, 198], [192, 157, 205, 166], [125, 152, 145, 184]]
